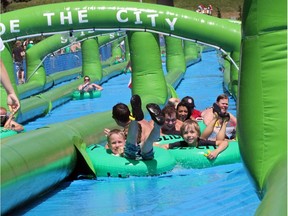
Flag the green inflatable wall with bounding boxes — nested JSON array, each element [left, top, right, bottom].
[[239, 0, 287, 214], [128, 31, 167, 105]]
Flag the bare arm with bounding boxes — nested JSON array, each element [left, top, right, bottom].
[[91, 83, 103, 91], [229, 112, 237, 127], [201, 108, 214, 126], [153, 143, 169, 149], [78, 83, 89, 91], [78, 84, 84, 91], [0, 60, 20, 112], [201, 112, 219, 139], [207, 140, 228, 160]]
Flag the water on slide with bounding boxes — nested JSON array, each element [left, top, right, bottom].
[[15, 51, 260, 216]]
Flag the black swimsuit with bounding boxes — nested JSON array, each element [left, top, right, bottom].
[[168, 138, 216, 149]]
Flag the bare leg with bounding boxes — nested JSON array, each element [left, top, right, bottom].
[[21, 71, 25, 83]]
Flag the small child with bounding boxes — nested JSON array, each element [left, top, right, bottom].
[[107, 95, 165, 160], [163, 112, 229, 160], [106, 129, 126, 156]]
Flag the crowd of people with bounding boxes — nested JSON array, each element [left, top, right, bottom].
[[11, 39, 82, 85], [2, 35, 236, 161], [196, 4, 213, 15], [104, 93, 237, 161]]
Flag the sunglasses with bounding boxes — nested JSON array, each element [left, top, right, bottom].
[[84, 79, 90, 81]]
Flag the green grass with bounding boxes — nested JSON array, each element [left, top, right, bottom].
[[4, 0, 243, 18]]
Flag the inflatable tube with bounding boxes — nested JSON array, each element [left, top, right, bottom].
[[0, 127, 18, 139], [157, 135, 241, 169], [86, 144, 176, 177], [72, 90, 101, 100]]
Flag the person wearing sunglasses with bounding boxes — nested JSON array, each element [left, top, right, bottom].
[[78, 76, 103, 92], [0, 107, 24, 132]]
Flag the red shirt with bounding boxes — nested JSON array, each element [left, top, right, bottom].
[[191, 109, 202, 118]]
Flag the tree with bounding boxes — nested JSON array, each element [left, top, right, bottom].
[[1, 0, 11, 13], [156, 0, 174, 6]]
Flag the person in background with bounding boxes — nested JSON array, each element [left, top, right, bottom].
[[106, 94, 164, 160], [70, 42, 81, 52], [168, 97, 180, 109], [160, 104, 181, 135], [124, 60, 133, 88], [201, 94, 237, 140], [196, 5, 204, 13], [0, 107, 24, 132], [176, 102, 191, 122], [23, 39, 29, 50], [207, 5, 213, 15], [181, 96, 202, 120], [175, 101, 191, 127], [0, 38, 21, 113], [78, 76, 103, 92], [12, 40, 25, 84], [26, 41, 34, 50]]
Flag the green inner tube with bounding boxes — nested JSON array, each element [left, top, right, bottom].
[[72, 90, 101, 100], [0, 127, 18, 139], [157, 135, 241, 169], [86, 144, 176, 177]]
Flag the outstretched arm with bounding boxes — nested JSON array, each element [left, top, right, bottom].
[[201, 112, 218, 139], [91, 83, 103, 91], [201, 107, 214, 126], [207, 140, 228, 160]]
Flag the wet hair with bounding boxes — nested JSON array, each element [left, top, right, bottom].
[[180, 119, 201, 137], [0, 115, 8, 127], [162, 104, 176, 116], [107, 129, 126, 146], [216, 94, 229, 102], [176, 102, 192, 121], [0, 107, 8, 127], [112, 103, 130, 123], [181, 96, 195, 109], [84, 76, 90, 80]]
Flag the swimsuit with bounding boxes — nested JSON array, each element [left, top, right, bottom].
[[168, 138, 216, 149]]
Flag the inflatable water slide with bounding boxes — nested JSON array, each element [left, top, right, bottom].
[[0, 1, 286, 215]]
